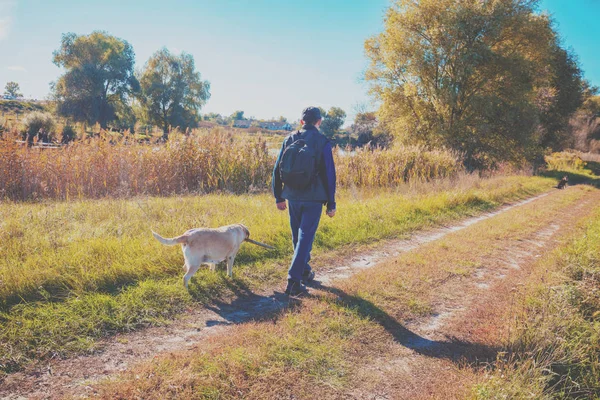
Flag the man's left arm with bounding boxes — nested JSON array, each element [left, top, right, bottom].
[[321, 141, 336, 214], [272, 140, 286, 205]]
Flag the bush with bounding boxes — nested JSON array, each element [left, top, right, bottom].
[[22, 112, 56, 144], [544, 151, 586, 172], [61, 125, 77, 144], [335, 145, 461, 187]]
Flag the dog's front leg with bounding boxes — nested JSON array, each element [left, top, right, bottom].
[[226, 254, 237, 277]]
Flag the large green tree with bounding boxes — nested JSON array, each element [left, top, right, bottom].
[[320, 107, 347, 138], [52, 31, 139, 129], [570, 90, 600, 152], [4, 81, 22, 98], [365, 0, 584, 169], [351, 111, 377, 142], [536, 45, 585, 151], [138, 48, 210, 139]]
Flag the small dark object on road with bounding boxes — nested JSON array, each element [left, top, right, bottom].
[[557, 176, 568, 189]]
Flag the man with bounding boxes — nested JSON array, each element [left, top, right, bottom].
[[272, 106, 337, 296]]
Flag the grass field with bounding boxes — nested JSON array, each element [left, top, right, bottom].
[[0, 174, 555, 374], [89, 179, 596, 399], [0, 100, 46, 116], [473, 207, 600, 399]]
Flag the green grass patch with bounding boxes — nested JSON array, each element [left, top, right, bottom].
[[473, 208, 600, 399], [93, 185, 593, 399], [0, 279, 190, 374], [0, 175, 555, 373]]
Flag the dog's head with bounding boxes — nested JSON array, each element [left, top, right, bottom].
[[238, 224, 250, 239]]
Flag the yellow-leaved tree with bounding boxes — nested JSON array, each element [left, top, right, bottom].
[[365, 0, 585, 169]]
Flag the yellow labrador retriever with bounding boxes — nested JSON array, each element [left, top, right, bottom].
[[152, 224, 274, 288]]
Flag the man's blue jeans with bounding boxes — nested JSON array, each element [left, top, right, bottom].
[[288, 201, 322, 282]]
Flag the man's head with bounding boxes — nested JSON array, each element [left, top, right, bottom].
[[301, 107, 322, 127]]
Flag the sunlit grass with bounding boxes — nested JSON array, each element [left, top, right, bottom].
[[0, 175, 555, 373], [92, 180, 591, 399], [0, 175, 553, 311], [473, 206, 600, 399]]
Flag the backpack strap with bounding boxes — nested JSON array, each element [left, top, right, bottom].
[[303, 129, 325, 178]]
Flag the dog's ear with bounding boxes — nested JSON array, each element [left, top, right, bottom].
[[240, 224, 250, 238]]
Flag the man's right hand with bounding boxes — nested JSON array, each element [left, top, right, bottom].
[[326, 209, 336, 218], [276, 201, 287, 211]]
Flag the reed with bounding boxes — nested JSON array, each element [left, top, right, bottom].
[[0, 129, 461, 201]]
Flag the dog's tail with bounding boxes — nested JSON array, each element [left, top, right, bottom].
[[152, 231, 188, 246]]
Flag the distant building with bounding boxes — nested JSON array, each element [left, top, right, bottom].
[[232, 119, 292, 131], [233, 119, 252, 128], [258, 121, 293, 131]]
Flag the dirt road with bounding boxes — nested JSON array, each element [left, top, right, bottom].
[[1, 186, 598, 399]]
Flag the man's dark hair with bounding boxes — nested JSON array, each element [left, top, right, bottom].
[[302, 107, 322, 125]]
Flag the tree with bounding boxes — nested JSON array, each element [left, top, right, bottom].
[[536, 45, 585, 151], [52, 31, 139, 129], [365, 0, 584, 169], [204, 112, 223, 122], [320, 107, 346, 138], [350, 111, 392, 147], [22, 112, 56, 144], [138, 48, 210, 139], [570, 90, 600, 152], [230, 110, 245, 121], [351, 111, 378, 143], [4, 81, 22, 98]]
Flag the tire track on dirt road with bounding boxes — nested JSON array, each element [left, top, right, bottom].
[[345, 188, 600, 400]]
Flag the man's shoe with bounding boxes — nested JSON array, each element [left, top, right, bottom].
[[285, 280, 308, 296], [301, 270, 315, 284]]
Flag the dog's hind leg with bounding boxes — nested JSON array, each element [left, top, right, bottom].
[[183, 264, 201, 289]]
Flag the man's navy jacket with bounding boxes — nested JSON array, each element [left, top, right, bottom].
[[272, 125, 337, 211]]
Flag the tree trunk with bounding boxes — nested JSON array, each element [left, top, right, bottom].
[[162, 106, 169, 141]]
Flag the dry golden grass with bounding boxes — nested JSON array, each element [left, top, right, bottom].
[[0, 128, 272, 200], [0, 128, 462, 201], [336, 144, 460, 187], [545, 151, 587, 172]]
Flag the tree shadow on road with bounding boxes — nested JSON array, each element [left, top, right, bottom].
[[540, 168, 600, 188]]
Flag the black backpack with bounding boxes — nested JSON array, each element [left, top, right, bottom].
[[279, 131, 320, 190]]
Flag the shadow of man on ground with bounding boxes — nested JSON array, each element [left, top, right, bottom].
[[310, 281, 498, 365], [186, 271, 497, 367]]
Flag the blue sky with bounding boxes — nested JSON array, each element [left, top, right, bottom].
[[0, 0, 598, 122]]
